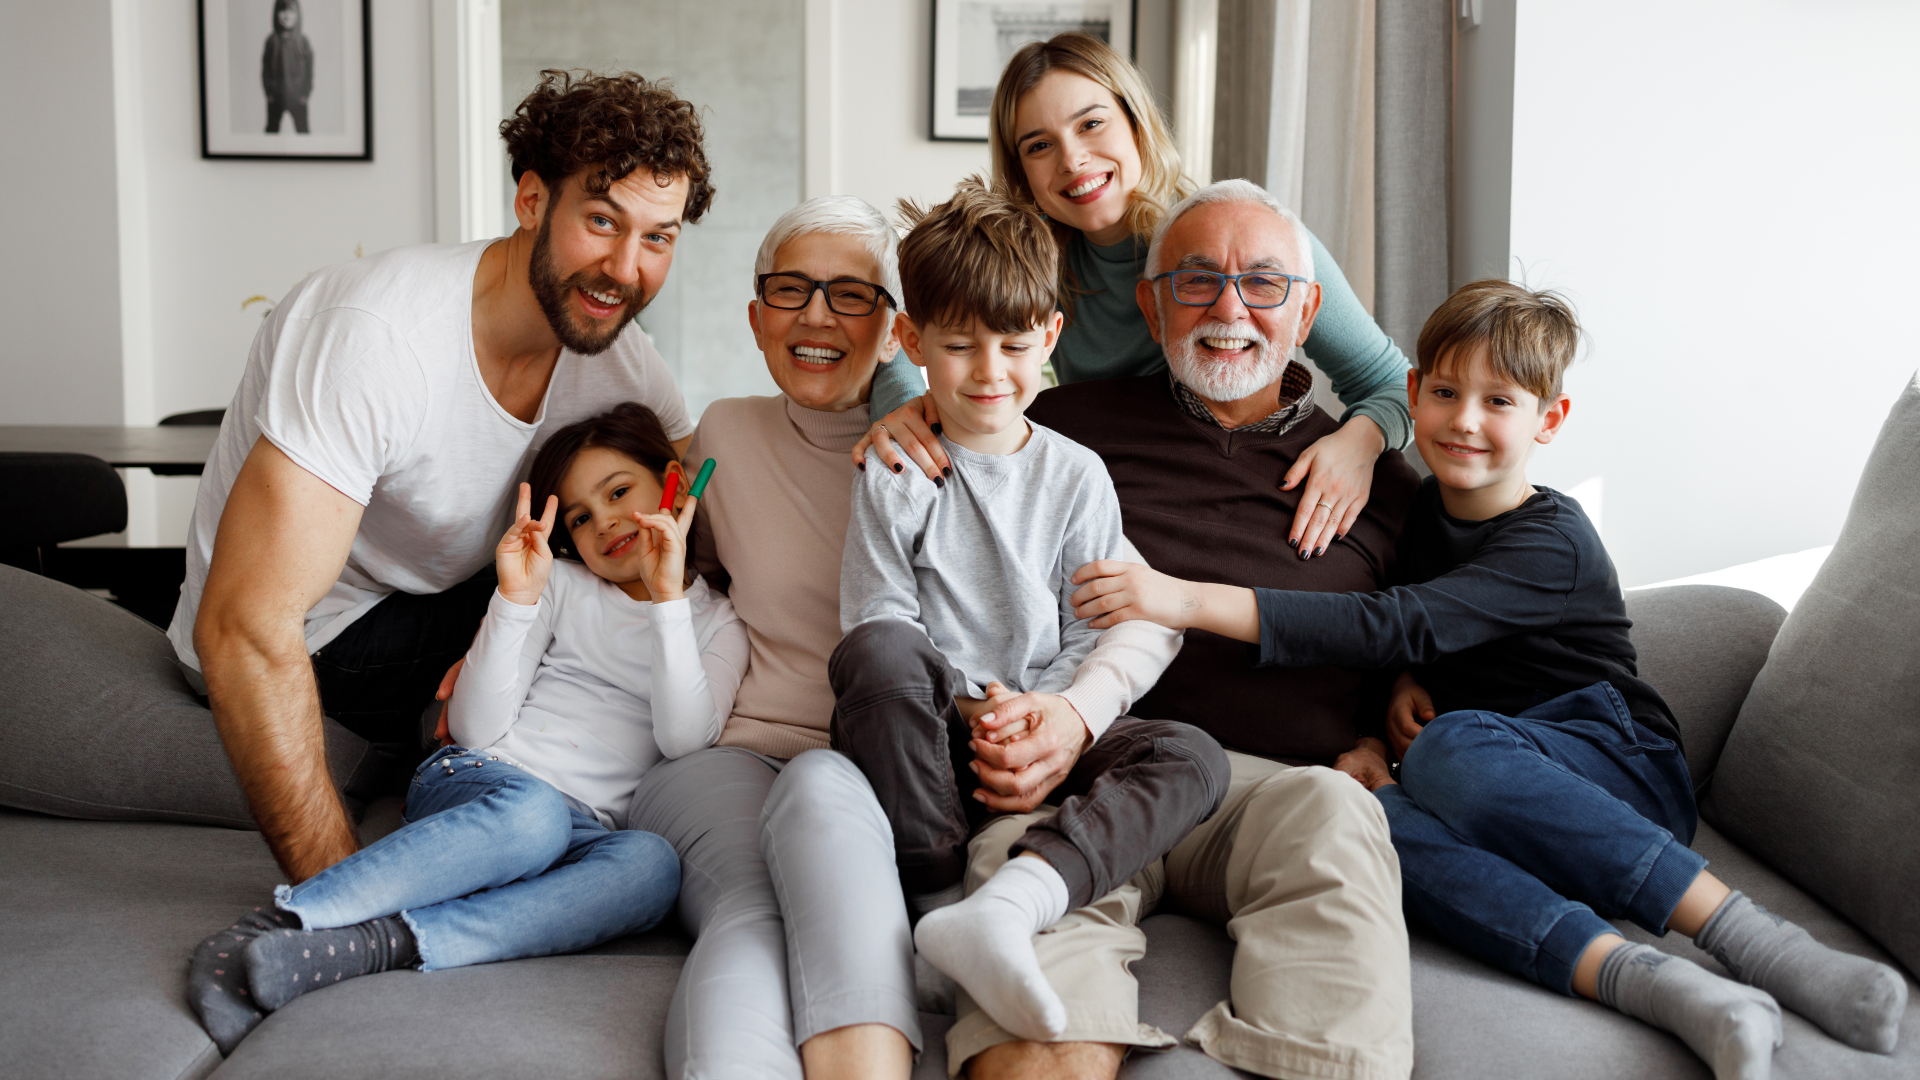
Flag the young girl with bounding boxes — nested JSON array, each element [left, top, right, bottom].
[[189, 403, 746, 1053], [861, 31, 1405, 559]]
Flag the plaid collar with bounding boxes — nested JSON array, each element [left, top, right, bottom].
[[1168, 358, 1317, 435]]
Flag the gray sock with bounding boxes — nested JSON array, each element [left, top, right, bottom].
[[244, 915, 418, 1012], [1596, 942, 1782, 1080], [1696, 891, 1907, 1053], [187, 905, 302, 1055]]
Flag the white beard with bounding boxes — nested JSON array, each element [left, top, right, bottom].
[[1165, 319, 1288, 405]]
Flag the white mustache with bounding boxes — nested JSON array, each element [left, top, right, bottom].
[[1185, 320, 1270, 353]]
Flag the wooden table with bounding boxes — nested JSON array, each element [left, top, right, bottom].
[[0, 425, 220, 475]]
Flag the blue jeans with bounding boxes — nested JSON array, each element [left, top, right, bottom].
[[275, 747, 680, 971], [1376, 682, 1705, 996]]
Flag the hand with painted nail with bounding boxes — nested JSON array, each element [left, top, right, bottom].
[[1281, 415, 1384, 559], [852, 392, 952, 484]]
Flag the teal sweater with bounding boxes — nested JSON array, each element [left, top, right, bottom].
[[870, 225, 1412, 449]]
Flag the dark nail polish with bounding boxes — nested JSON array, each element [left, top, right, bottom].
[[942, 466, 952, 478], [933, 475, 946, 489], [1334, 533, 1344, 543], [1288, 537, 1299, 549], [857, 461, 865, 472], [1299, 549, 1310, 561], [892, 462, 902, 473], [1315, 545, 1326, 557], [931, 422, 943, 435]]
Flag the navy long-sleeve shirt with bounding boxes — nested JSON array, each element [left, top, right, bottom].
[[1254, 477, 1680, 746]]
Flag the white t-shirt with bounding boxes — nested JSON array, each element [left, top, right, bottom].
[[167, 241, 695, 670], [448, 563, 748, 827]]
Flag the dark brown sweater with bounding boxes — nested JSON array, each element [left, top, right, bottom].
[[1028, 375, 1422, 764]]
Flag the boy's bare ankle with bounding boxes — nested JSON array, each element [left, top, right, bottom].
[[966, 1039, 1124, 1080]]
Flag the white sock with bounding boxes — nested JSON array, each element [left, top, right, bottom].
[[913, 856, 1071, 1040]]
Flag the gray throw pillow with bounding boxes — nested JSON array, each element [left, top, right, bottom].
[[0, 565, 373, 829], [1703, 371, 1920, 974], [1624, 584, 1785, 789]]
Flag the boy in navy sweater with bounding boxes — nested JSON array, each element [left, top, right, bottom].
[[1069, 280, 1904, 1079]]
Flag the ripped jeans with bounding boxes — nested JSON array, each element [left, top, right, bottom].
[[275, 747, 680, 971]]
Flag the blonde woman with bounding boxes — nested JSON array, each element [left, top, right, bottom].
[[860, 32, 1409, 558]]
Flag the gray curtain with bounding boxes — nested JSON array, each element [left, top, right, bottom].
[[1374, 0, 1451, 359], [1211, 1, 1276, 184]]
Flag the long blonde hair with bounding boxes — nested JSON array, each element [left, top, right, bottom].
[[989, 32, 1196, 246]]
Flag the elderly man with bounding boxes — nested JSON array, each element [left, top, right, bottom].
[[951, 180, 1420, 1080]]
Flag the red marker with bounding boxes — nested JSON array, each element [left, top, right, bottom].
[[658, 472, 680, 511]]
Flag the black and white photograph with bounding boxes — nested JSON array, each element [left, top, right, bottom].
[[198, 0, 371, 159], [930, 0, 1132, 140]]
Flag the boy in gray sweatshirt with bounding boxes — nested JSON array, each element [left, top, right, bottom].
[[830, 179, 1229, 1043]]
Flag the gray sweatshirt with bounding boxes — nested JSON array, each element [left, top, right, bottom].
[[842, 421, 1131, 704]]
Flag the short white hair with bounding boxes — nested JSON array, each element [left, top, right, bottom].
[[753, 196, 903, 307], [1144, 179, 1315, 283]]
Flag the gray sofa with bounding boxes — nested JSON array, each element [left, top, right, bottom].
[[7, 375, 1919, 1079], [0, 577, 1911, 1080]]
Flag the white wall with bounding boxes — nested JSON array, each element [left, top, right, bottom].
[[0, 1, 126, 425], [128, 0, 438, 424], [1505, 0, 1920, 586], [111, 1, 437, 545], [811, 0, 993, 215], [502, 0, 804, 418]]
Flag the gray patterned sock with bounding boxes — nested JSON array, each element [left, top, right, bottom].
[[1596, 942, 1782, 1080], [244, 915, 418, 1012], [187, 905, 302, 1055], [1696, 891, 1907, 1053]]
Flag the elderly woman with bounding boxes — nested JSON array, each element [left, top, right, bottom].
[[644, 196, 921, 1080]]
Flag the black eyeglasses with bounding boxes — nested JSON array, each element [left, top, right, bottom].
[[756, 273, 897, 317], [1149, 270, 1309, 309]]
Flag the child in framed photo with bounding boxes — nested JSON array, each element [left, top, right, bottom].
[[262, 0, 314, 134]]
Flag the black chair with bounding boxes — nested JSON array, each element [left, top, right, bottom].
[[0, 453, 127, 576], [153, 408, 226, 476], [0, 452, 187, 628]]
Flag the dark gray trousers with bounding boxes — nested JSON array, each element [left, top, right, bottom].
[[828, 618, 1230, 910]]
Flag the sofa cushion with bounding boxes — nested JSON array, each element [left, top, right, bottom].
[[1703, 372, 1920, 973], [7, 805, 1914, 1080], [1400, 820, 1918, 1079], [0, 565, 373, 828], [1622, 584, 1786, 787]]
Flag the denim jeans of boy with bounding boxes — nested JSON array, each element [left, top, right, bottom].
[[275, 747, 679, 971], [1376, 681, 1705, 996]]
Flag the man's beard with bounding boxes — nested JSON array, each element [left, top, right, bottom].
[[528, 214, 647, 356], [1164, 318, 1288, 404]]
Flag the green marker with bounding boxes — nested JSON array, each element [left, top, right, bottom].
[[687, 457, 718, 500]]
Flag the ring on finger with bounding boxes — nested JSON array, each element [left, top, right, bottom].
[[875, 423, 890, 437], [1317, 500, 1334, 510]]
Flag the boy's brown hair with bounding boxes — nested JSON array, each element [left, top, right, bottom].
[[500, 70, 715, 223], [896, 177, 1060, 333], [1416, 279, 1580, 406]]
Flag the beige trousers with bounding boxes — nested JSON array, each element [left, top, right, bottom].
[[946, 752, 1413, 1080]]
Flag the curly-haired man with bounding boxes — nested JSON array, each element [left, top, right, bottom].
[[171, 71, 715, 884]]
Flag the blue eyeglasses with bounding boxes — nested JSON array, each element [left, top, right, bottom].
[[1149, 270, 1309, 309]]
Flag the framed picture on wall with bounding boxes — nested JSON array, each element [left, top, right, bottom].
[[930, 0, 1134, 141], [198, 0, 372, 160]]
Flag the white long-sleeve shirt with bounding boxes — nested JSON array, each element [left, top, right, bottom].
[[448, 560, 748, 827]]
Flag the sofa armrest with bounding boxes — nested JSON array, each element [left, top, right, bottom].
[[1624, 584, 1785, 788]]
